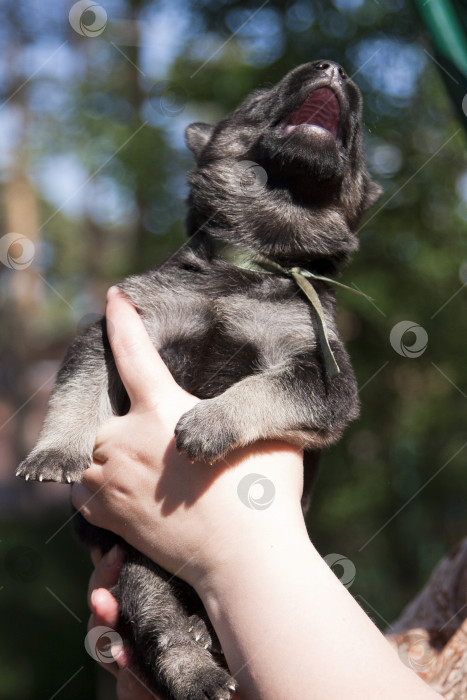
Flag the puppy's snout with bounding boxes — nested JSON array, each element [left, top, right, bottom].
[[314, 60, 347, 81]]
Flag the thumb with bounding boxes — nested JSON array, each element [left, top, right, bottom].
[[105, 286, 185, 411]]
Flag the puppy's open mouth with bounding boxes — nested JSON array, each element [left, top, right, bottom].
[[284, 88, 340, 139]]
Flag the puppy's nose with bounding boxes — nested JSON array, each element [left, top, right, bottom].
[[314, 60, 347, 81]]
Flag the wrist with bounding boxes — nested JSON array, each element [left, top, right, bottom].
[[184, 505, 309, 593], [196, 519, 313, 606], [186, 440, 306, 591]]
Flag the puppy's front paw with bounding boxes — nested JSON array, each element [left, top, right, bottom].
[[174, 400, 238, 463], [16, 449, 90, 484]]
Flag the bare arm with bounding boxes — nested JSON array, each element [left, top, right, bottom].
[[74, 288, 440, 700]]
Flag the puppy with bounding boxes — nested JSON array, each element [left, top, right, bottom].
[[17, 61, 381, 699]]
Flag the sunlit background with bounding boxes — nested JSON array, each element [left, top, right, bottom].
[[0, 1, 466, 698]]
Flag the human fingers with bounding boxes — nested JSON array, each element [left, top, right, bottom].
[[88, 585, 131, 675], [87, 545, 123, 608], [86, 593, 124, 679], [90, 547, 102, 567], [89, 591, 163, 700], [86, 610, 120, 680], [106, 287, 186, 411], [86, 547, 126, 676], [87, 600, 166, 698], [90, 587, 121, 631]]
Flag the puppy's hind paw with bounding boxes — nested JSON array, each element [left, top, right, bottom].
[[158, 643, 237, 700], [188, 615, 212, 649], [16, 449, 90, 484], [203, 672, 237, 700], [187, 667, 237, 700]]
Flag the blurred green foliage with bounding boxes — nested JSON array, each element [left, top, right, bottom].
[[0, 0, 466, 697], [0, 515, 101, 699]]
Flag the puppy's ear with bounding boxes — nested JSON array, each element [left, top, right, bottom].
[[185, 122, 214, 160], [363, 179, 383, 211]]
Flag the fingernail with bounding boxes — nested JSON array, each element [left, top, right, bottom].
[[106, 544, 120, 566], [90, 589, 101, 609], [107, 286, 119, 300]]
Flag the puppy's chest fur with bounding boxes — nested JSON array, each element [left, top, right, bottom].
[[122, 259, 325, 400]]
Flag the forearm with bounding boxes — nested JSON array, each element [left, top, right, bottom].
[[198, 525, 441, 700]]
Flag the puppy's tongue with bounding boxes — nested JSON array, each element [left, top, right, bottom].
[[285, 88, 340, 137]]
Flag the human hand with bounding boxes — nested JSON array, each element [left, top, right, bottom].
[[86, 545, 163, 700], [72, 287, 305, 592]]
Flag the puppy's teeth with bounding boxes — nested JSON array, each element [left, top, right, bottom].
[[188, 627, 193, 633], [204, 643, 209, 649], [66, 476, 71, 483], [228, 684, 236, 690], [25, 474, 29, 481], [38, 475, 43, 482]]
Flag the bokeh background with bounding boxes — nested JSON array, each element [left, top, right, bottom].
[[0, 0, 466, 698]]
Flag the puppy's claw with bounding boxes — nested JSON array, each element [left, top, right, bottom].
[[17, 449, 90, 483]]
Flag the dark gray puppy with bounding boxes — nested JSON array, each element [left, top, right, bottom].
[[18, 61, 381, 699]]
